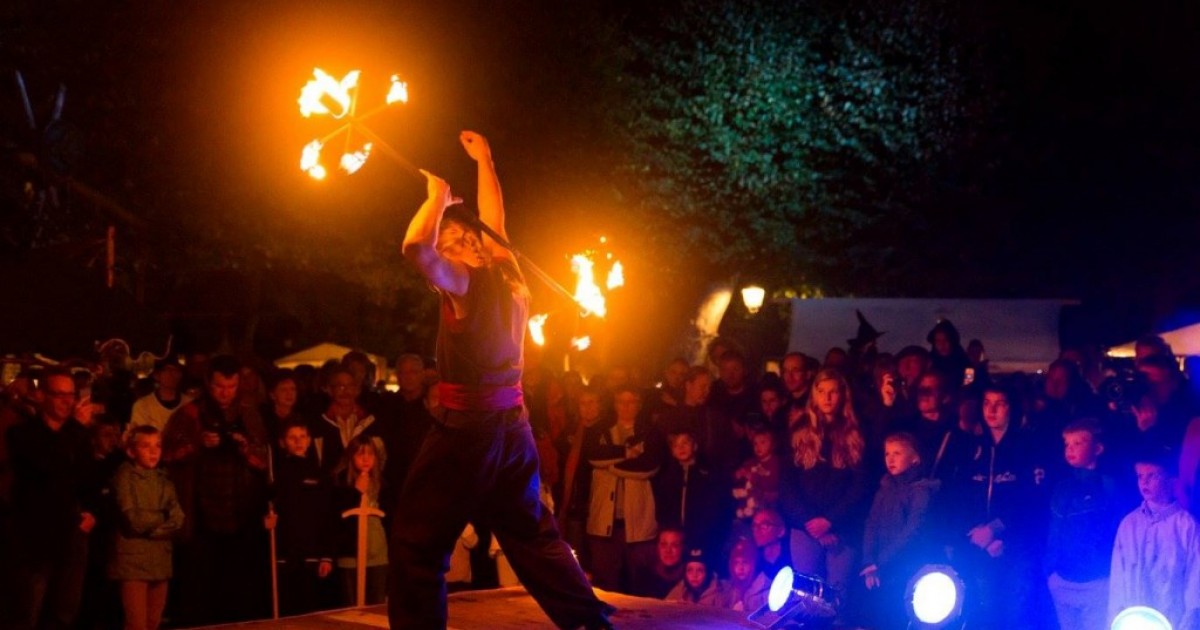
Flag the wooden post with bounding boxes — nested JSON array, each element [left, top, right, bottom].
[[341, 492, 385, 607], [267, 445, 279, 619]]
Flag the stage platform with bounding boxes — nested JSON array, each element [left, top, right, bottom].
[[205, 586, 763, 629]]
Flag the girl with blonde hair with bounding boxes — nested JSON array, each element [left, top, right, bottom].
[[780, 368, 870, 604]]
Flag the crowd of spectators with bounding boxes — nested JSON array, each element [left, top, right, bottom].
[[1, 320, 1199, 630]]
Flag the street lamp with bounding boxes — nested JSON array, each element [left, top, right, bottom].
[[741, 285, 766, 314]]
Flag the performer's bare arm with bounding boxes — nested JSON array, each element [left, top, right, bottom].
[[403, 170, 469, 296], [459, 130, 512, 262]]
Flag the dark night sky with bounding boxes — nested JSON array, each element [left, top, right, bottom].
[[6, 0, 1200, 356]]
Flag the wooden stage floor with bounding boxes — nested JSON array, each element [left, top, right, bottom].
[[206, 587, 763, 629]]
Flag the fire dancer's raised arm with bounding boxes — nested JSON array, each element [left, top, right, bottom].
[[459, 130, 511, 262], [403, 169, 469, 296]]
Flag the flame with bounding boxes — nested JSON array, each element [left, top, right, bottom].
[[340, 143, 373, 174], [528, 313, 549, 346], [571, 336, 591, 351], [299, 68, 359, 119], [387, 75, 409, 104], [571, 254, 606, 318], [607, 260, 624, 290], [300, 140, 327, 180]]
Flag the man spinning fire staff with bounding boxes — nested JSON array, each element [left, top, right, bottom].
[[388, 130, 614, 629]]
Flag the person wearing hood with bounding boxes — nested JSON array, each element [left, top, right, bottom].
[[927, 319, 970, 388]]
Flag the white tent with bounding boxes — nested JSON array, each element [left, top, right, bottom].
[[788, 298, 1076, 374], [274, 342, 389, 381], [1108, 322, 1200, 358]]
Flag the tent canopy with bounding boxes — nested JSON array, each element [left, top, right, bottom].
[[788, 298, 1074, 374], [274, 343, 388, 381], [1108, 321, 1200, 358]]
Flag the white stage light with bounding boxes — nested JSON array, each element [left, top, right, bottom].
[[748, 567, 837, 629], [1111, 606, 1173, 630], [905, 565, 965, 629]]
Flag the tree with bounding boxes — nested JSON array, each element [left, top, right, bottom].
[[601, 0, 986, 295]]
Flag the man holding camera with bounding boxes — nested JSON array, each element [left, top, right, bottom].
[[163, 355, 270, 625]]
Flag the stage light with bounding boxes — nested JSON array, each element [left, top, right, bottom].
[[747, 567, 837, 629], [905, 565, 965, 629], [1111, 606, 1172, 630]]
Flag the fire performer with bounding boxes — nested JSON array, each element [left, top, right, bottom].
[[388, 131, 613, 629]]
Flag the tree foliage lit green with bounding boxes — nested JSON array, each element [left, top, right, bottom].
[[603, 0, 983, 294]]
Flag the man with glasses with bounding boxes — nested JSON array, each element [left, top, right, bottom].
[[750, 508, 791, 580], [6, 367, 96, 630]]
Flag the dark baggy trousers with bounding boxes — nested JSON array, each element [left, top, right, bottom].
[[387, 407, 609, 629]]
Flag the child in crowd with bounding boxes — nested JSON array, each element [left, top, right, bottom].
[[334, 435, 388, 606], [1045, 418, 1126, 630], [654, 429, 722, 562], [109, 426, 185, 630], [1109, 449, 1200, 630], [732, 425, 781, 521], [266, 418, 336, 616], [719, 538, 769, 612], [858, 432, 939, 630], [666, 548, 722, 606]]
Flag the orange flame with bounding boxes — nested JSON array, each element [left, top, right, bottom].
[[340, 143, 373, 174], [299, 68, 359, 119], [571, 254, 606, 318], [387, 75, 409, 105], [570, 336, 591, 351], [300, 140, 327, 180], [607, 260, 624, 290], [528, 313, 549, 346]]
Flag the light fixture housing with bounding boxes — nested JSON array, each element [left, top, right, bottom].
[[905, 564, 965, 629], [1111, 606, 1173, 630], [741, 285, 766, 314], [747, 567, 837, 629]]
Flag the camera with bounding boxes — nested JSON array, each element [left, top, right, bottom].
[[1099, 362, 1146, 413]]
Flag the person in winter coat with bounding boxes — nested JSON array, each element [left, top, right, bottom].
[[109, 426, 185, 630], [718, 538, 769, 612], [665, 548, 723, 606], [585, 386, 662, 592], [857, 432, 939, 630]]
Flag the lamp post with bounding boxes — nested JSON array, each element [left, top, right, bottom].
[[741, 285, 766, 314]]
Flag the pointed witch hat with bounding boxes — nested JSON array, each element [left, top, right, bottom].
[[847, 309, 885, 350]]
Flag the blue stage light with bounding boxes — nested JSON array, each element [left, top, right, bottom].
[[1111, 606, 1173, 630], [748, 567, 837, 629], [905, 565, 965, 629]]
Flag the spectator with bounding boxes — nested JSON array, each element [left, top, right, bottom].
[[1045, 419, 1127, 630], [926, 319, 969, 387], [655, 366, 738, 478], [665, 548, 722, 606], [894, 346, 932, 417], [947, 380, 1048, 628], [779, 352, 817, 419], [732, 425, 781, 521], [334, 435, 389, 606], [780, 368, 869, 598], [109, 426, 185, 630], [162, 355, 270, 625], [749, 508, 790, 582], [718, 538, 769, 612], [629, 528, 686, 599], [709, 350, 759, 428], [858, 432, 940, 630], [379, 354, 432, 516], [1109, 449, 1200, 630], [585, 386, 661, 592], [311, 366, 382, 476], [891, 370, 969, 483], [266, 418, 336, 616], [260, 369, 303, 446], [6, 368, 98, 630], [126, 358, 190, 439], [653, 429, 723, 562], [557, 387, 604, 569]]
